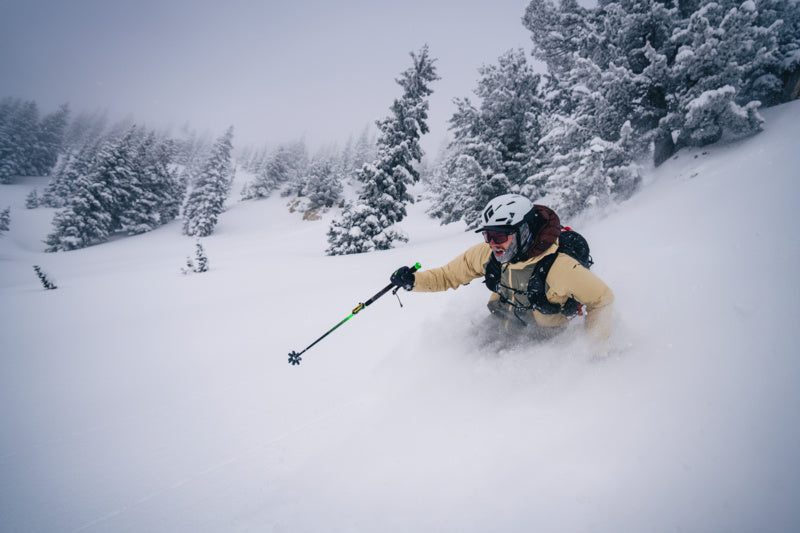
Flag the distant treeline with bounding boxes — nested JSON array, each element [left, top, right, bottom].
[[2, 0, 798, 253]]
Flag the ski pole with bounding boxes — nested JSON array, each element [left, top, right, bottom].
[[288, 263, 420, 365]]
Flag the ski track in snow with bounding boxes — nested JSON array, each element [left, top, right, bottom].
[[69, 397, 364, 533]]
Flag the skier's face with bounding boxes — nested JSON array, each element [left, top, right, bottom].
[[484, 231, 515, 259]]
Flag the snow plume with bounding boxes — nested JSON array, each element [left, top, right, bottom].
[[0, 101, 799, 532]]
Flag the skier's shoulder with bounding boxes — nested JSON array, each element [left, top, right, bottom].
[[547, 247, 612, 304], [546, 247, 591, 286], [552, 248, 585, 271]]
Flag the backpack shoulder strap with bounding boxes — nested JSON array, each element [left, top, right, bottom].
[[525, 252, 563, 315], [483, 254, 502, 292]]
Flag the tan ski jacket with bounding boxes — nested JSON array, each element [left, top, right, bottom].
[[413, 241, 614, 342]]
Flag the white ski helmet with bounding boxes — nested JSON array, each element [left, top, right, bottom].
[[477, 193, 534, 230], [477, 194, 533, 231], [475, 194, 537, 263]]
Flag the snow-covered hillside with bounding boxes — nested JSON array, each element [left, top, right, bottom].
[[1, 101, 799, 533]]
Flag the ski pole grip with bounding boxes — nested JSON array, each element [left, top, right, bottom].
[[412, 262, 421, 272]]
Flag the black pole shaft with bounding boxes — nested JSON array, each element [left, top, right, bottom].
[[291, 314, 352, 358], [288, 263, 420, 365]]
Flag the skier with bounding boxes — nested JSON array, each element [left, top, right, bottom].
[[390, 194, 614, 356]]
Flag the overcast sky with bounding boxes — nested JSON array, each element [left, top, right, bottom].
[[0, 0, 537, 154]]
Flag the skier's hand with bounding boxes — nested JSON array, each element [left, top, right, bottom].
[[390, 265, 416, 291]]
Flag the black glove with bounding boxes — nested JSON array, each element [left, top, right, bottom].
[[390, 265, 416, 291]]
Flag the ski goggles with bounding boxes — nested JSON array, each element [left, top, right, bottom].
[[482, 229, 514, 244]]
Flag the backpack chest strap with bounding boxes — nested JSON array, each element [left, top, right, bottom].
[[484, 253, 568, 317]]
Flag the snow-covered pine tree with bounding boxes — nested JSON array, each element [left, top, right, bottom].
[[0, 99, 40, 183], [194, 242, 209, 273], [241, 146, 287, 200], [305, 158, 343, 210], [0, 99, 69, 181], [427, 148, 511, 229], [522, 0, 797, 169], [31, 104, 69, 176], [152, 139, 184, 222], [41, 140, 102, 208], [0, 207, 9, 233], [326, 202, 407, 255], [25, 189, 40, 209], [0, 97, 13, 126], [44, 128, 139, 251], [666, 0, 773, 148], [519, 52, 641, 212], [528, 120, 640, 217], [241, 141, 307, 200], [350, 126, 378, 180], [679, 86, 764, 146], [469, 49, 544, 187], [429, 49, 542, 227], [762, 0, 800, 103], [44, 170, 114, 251], [277, 140, 310, 198], [119, 132, 183, 234], [180, 241, 209, 274], [172, 129, 213, 171], [327, 45, 438, 255], [182, 127, 234, 237], [61, 109, 109, 155], [339, 136, 355, 179]]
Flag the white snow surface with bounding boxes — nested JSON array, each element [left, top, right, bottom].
[[2, 101, 800, 532]]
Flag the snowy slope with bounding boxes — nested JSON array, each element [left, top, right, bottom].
[[1, 101, 799, 533]]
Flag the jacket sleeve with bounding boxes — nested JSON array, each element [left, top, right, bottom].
[[413, 242, 492, 293], [546, 254, 615, 342]]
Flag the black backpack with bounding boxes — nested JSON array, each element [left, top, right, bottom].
[[554, 227, 593, 269], [484, 227, 593, 318]]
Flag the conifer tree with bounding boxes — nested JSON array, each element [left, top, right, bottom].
[[193, 242, 209, 273], [326, 203, 407, 255], [278, 141, 311, 198], [41, 141, 102, 208], [120, 133, 183, 234], [351, 125, 377, 177], [327, 45, 438, 255], [0, 99, 39, 182], [0, 207, 9, 233], [305, 158, 343, 210], [182, 127, 235, 237], [44, 169, 113, 251], [42, 124, 185, 250], [44, 128, 139, 251], [31, 104, 70, 176], [520, 0, 796, 171], [0, 99, 69, 181], [32, 265, 57, 290], [429, 49, 542, 227], [241, 141, 308, 200], [61, 109, 109, 154], [182, 241, 209, 274], [25, 189, 40, 209]]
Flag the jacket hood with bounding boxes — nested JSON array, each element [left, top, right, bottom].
[[518, 205, 561, 261]]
